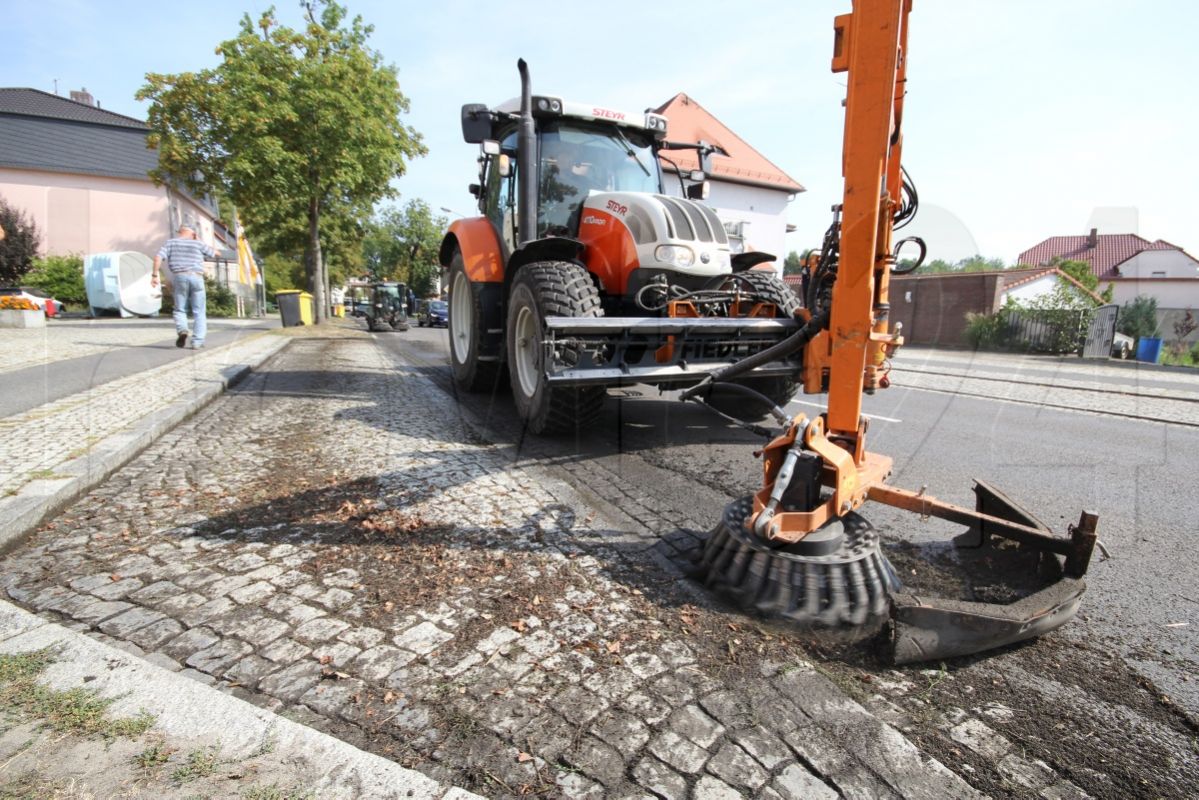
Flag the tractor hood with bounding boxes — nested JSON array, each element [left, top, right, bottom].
[[577, 192, 733, 283]]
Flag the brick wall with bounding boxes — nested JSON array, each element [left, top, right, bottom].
[[890, 273, 1004, 346]]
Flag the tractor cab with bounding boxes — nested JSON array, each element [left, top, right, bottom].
[[476, 99, 666, 248]]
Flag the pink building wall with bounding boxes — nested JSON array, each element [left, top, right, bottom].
[[0, 168, 221, 261]]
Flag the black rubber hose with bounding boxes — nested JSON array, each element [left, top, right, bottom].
[[679, 309, 830, 401]]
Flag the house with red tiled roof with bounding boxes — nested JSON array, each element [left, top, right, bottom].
[[655, 93, 802, 267], [1018, 229, 1199, 307]]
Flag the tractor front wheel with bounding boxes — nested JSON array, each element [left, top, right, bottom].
[[507, 261, 606, 434], [703, 270, 802, 420]]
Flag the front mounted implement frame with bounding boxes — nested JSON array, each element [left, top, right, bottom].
[[542, 314, 803, 387]]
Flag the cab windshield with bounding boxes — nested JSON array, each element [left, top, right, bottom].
[[538, 121, 660, 236]]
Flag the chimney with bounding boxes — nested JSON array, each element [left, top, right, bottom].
[[69, 88, 95, 106], [1087, 228, 1098, 248]]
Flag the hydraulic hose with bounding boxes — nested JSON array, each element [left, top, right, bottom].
[[679, 308, 830, 401]]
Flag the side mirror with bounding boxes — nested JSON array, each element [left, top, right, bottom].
[[461, 103, 491, 144], [699, 150, 714, 176], [686, 181, 710, 201], [468, 183, 481, 198], [498, 154, 512, 178]]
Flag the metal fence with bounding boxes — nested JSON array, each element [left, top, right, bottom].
[[1003, 308, 1092, 354]]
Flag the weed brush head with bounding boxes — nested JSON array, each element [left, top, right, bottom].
[[696, 496, 899, 629]]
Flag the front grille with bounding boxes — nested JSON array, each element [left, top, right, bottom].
[[654, 196, 728, 245]]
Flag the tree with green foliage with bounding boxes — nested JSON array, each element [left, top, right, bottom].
[[783, 250, 803, 276], [23, 254, 86, 308], [261, 252, 306, 296], [0, 198, 40, 285], [362, 200, 447, 296], [912, 255, 1009, 274], [139, 0, 426, 324], [1117, 295, 1158, 340]]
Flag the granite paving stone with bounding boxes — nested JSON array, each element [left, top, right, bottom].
[[771, 763, 839, 800], [185, 637, 253, 674], [704, 742, 769, 790], [632, 757, 687, 800], [125, 617, 185, 650], [392, 621, 452, 654], [692, 776, 743, 800], [97, 607, 167, 638], [294, 616, 351, 644], [648, 730, 709, 774], [669, 704, 726, 749]]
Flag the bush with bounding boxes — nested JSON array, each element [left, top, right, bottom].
[[1118, 295, 1158, 339], [159, 276, 237, 317], [204, 276, 237, 317], [0, 197, 40, 285], [965, 312, 1001, 349], [24, 254, 86, 309]]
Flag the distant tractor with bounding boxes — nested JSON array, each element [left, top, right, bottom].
[[441, 60, 803, 433], [365, 281, 409, 332]]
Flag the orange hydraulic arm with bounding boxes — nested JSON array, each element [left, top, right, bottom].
[[824, 0, 909, 450], [751, 0, 912, 539]]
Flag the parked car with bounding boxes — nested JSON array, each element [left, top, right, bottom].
[[0, 287, 60, 316], [1112, 332, 1134, 359], [418, 299, 448, 328]]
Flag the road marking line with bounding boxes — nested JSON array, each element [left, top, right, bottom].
[[786, 400, 902, 423]]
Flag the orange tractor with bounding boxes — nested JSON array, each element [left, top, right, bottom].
[[442, 64, 803, 434]]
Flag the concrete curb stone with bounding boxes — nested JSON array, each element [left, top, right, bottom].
[[0, 598, 482, 799]]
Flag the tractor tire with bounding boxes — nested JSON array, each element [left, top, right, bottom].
[[507, 261, 606, 434], [704, 270, 802, 421], [448, 250, 503, 393]]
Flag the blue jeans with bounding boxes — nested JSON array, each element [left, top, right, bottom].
[[172, 272, 207, 345]]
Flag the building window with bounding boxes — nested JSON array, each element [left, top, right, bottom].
[[723, 220, 749, 254], [1151, 271, 1166, 278]]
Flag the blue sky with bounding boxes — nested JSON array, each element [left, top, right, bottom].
[[5, 0, 1197, 262]]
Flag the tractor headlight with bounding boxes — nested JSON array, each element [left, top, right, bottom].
[[655, 244, 696, 268]]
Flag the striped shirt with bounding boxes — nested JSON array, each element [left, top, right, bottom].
[[157, 237, 216, 275]]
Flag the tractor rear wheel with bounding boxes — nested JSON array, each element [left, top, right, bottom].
[[507, 261, 606, 434], [704, 270, 802, 420], [448, 250, 503, 392]]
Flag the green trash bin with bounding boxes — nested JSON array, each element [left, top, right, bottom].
[[276, 290, 313, 327]]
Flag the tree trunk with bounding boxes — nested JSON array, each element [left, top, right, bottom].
[[307, 195, 326, 324], [322, 254, 331, 319]]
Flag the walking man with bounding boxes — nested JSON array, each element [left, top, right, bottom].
[[152, 225, 215, 349]]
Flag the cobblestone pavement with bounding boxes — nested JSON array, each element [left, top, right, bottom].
[[3, 334, 1001, 799], [0, 329, 285, 498], [0, 317, 266, 375]]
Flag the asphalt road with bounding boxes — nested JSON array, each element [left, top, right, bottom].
[[0, 318, 280, 418], [378, 323, 1199, 721]]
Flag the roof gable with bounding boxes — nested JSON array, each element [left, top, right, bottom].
[[1017, 233, 1181, 279], [0, 88, 146, 130], [654, 93, 803, 193]]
